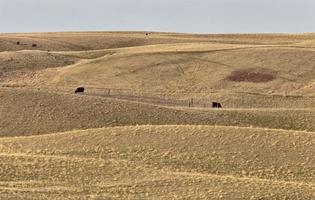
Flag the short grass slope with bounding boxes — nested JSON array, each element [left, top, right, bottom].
[[0, 88, 314, 136], [30, 44, 315, 97], [0, 32, 314, 199], [0, 51, 78, 81], [0, 125, 314, 199]]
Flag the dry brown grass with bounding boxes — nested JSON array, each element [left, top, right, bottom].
[[0, 87, 314, 137], [0, 32, 243, 52], [227, 69, 276, 83], [0, 51, 78, 82], [0, 32, 314, 199], [1, 32, 315, 96], [0, 125, 314, 199], [15, 45, 313, 98], [1, 32, 314, 52]]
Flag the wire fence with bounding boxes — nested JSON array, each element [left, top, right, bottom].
[[84, 87, 315, 109], [86, 88, 213, 108]]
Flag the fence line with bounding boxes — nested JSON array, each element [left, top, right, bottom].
[[87, 88, 213, 108], [84, 87, 315, 109], [9, 85, 314, 109]]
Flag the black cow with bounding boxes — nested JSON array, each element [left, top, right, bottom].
[[212, 102, 222, 108], [75, 87, 85, 94], [17, 41, 20, 45], [32, 44, 37, 47]]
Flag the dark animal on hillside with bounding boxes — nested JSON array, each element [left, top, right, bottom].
[[17, 41, 20, 45], [75, 87, 85, 94], [146, 33, 149, 36], [212, 102, 222, 108], [32, 44, 37, 47]]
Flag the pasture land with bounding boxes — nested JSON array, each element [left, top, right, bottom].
[[0, 32, 314, 199]]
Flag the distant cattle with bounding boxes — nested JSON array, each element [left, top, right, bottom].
[[212, 102, 222, 108], [75, 87, 85, 94], [145, 33, 149, 36], [32, 44, 37, 47], [17, 41, 20, 45]]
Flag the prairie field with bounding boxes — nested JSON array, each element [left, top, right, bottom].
[[0, 32, 314, 199]]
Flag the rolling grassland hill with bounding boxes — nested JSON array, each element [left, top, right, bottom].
[[0, 32, 314, 199], [0, 87, 314, 137], [36, 44, 315, 96], [0, 125, 314, 199], [1, 32, 314, 52]]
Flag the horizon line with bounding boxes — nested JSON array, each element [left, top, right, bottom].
[[1, 30, 314, 35]]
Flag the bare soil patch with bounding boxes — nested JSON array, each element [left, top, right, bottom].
[[227, 69, 275, 83]]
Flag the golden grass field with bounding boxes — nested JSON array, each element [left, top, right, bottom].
[[0, 32, 314, 199]]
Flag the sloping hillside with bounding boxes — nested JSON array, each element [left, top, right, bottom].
[[0, 87, 314, 136], [0, 32, 314, 199], [1, 32, 314, 97], [0, 125, 314, 199], [0, 50, 78, 82], [20, 43, 315, 97]]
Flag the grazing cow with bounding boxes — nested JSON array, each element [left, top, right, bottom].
[[146, 33, 149, 36], [75, 87, 85, 94], [32, 44, 37, 47], [212, 102, 222, 108], [17, 41, 20, 45]]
